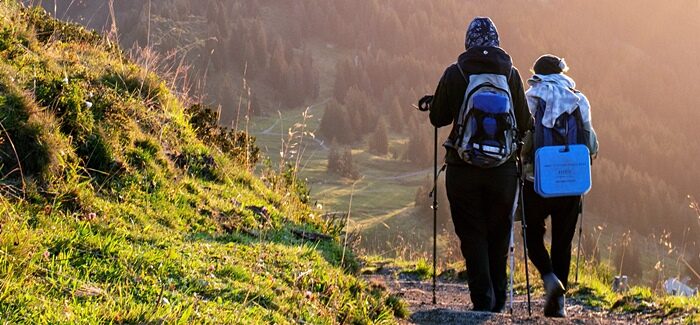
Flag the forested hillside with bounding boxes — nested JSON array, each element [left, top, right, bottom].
[[42, 0, 700, 287]]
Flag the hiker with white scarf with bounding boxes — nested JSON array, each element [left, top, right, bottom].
[[526, 62, 597, 155], [521, 54, 599, 318]]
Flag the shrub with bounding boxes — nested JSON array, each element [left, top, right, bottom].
[[186, 104, 260, 166], [101, 67, 166, 107], [22, 6, 101, 45], [169, 145, 219, 182], [0, 26, 32, 60], [34, 74, 95, 141], [0, 80, 53, 179]]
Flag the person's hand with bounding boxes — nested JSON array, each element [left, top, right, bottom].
[[590, 153, 598, 165], [418, 95, 434, 111]]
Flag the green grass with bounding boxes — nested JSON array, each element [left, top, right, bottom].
[[570, 261, 700, 323], [0, 2, 404, 323]]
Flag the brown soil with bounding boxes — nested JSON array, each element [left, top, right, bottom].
[[364, 272, 655, 325]]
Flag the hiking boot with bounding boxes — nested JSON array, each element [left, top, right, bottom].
[[544, 295, 567, 318], [542, 273, 565, 317], [457, 269, 469, 282]]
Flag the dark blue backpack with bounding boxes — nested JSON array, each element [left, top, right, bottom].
[[533, 98, 586, 150], [533, 98, 591, 197]]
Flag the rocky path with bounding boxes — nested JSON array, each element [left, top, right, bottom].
[[364, 273, 653, 324]]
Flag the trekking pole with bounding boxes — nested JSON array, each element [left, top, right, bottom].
[[517, 156, 532, 316], [508, 185, 519, 315], [575, 196, 585, 284], [431, 126, 438, 305], [418, 95, 439, 305]]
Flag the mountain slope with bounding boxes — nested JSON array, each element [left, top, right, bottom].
[[0, 2, 403, 323]]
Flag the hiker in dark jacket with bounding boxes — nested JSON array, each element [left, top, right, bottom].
[[429, 17, 532, 312], [522, 54, 599, 318]]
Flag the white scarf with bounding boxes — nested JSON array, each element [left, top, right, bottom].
[[526, 74, 591, 128]]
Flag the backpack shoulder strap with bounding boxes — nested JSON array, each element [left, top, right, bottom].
[[507, 66, 514, 82], [455, 63, 468, 84]]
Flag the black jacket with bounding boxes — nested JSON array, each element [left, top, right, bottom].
[[429, 46, 532, 165]]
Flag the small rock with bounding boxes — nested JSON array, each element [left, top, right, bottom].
[[304, 290, 314, 300], [80, 212, 97, 221], [74, 284, 105, 298]]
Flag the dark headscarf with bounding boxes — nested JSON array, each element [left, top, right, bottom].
[[465, 17, 500, 50]]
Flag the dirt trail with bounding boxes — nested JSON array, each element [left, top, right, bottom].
[[364, 272, 651, 325]]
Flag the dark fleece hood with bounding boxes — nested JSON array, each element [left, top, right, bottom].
[[457, 46, 513, 77]]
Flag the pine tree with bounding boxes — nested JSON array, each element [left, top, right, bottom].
[[344, 86, 375, 134], [319, 100, 339, 141], [286, 60, 305, 107], [387, 96, 404, 133], [341, 147, 360, 179], [251, 19, 268, 67], [333, 60, 351, 103], [268, 38, 288, 90], [318, 100, 353, 144], [327, 146, 359, 179], [327, 146, 339, 174], [368, 119, 388, 156], [336, 105, 355, 144], [406, 127, 431, 167]]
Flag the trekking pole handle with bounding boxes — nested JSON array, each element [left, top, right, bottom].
[[416, 95, 434, 111]]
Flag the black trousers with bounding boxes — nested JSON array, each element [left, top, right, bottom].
[[446, 162, 517, 312], [523, 181, 580, 289]]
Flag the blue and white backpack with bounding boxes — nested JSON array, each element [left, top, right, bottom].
[[448, 64, 517, 168], [532, 97, 592, 197]]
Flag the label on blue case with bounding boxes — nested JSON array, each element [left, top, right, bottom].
[[535, 145, 591, 198]]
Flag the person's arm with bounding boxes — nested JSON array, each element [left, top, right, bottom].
[[578, 92, 599, 159], [509, 67, 533, 138], [429, 67, 455, 128], [584, 122, 599, 159]]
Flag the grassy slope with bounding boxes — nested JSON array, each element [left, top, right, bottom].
[[0, 2, 404, 323], [571, 264, 700, 324]]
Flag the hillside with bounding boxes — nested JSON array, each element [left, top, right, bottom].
[[0, 2, 404, 323], [3, 1, 700, 324]]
